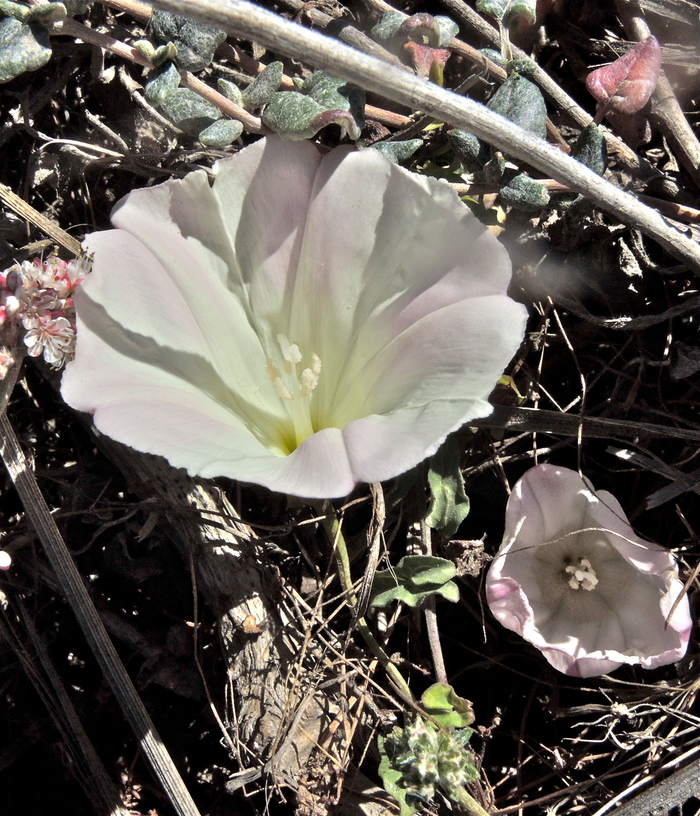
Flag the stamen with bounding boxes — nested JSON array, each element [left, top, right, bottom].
[[266, 339, 323, 450], [277, 334, 302, 365], [564, 557, 599, 591]]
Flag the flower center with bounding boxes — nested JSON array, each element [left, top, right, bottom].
[[563, 557, 598, 591], [266, 334, 322, 452]]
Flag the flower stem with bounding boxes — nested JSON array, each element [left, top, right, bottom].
[[452, 785, 493, 816], [318, 501, 415, 702], [420, 519, 448, 685]]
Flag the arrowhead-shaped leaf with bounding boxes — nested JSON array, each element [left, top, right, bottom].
[[370, 555, 459, 608], [421, 684, 474, 728], [586, 36, 662, 115]]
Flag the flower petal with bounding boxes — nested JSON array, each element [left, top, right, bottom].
[[486, 464, 692, 676], [338, 296, 527, 481], [289, 145, 518, 415]]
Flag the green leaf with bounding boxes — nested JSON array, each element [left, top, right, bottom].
[[476, 0, 537, 26], [0, 18, 52, 83], [159, 87, 221, 135], [372, 139, 423, 164], [25, 2, 66, 24], [262, 92, 324, 140], [144, 62, 180, 106], [499, 172, 550, 210], [574, 123, 608, 176], [242, 61, 283, 109], [217, 77, 243, 106], [370, 555, 459, 608], [149, 10, 225, 72], [63, 0, 92, 14], [434, 15, 459, 47], [448, 129, 488, 173], [425, 436, 470, 538], [421, 683, 474, 729], [198, 118, 243, 148], [303, 71, 365, 132], [371, 10, 404, 44], [506, 57, 537, 76], [262, 72, 364, 141], [487, 71, 547, 139], [0, 0, 30, 20], [377, 737, 421, 816]]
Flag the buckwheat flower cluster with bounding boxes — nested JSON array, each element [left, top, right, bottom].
[[61, 136, 527, 499], [1, 254, 90, 368], [486, 464, 692, 678]]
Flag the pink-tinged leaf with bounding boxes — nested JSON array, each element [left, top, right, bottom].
[[586, 36, 662, 115]]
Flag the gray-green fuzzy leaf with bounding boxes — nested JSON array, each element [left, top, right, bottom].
[[198, 118, 243, 148], [303, 71, 365, 131], [144, 62, 180, 106], [217, 77, 243, 106], [575, 123, 608, 176], [0, 17, 52, 83], [371, 10, 404, 44], [448, 129, 488, 173], [372, 139, 423, 164], [476, 0, 536, 25], [499, 172, 550, 210], [487, 72, 547, 139], [242, 61, 283, 109], [434, 15, 458, 47], [149, 10, 225, 72], [159, 87, 221, 135], [262, 92, 323, 140]]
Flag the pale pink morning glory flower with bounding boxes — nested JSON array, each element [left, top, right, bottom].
[[486, 464, 692, 678], [60, 137, 527, 498]]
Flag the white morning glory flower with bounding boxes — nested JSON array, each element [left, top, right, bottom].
[[60, 137, 527, 498], [486, 464, 692, 678]]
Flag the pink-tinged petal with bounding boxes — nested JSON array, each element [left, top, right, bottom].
[[211, 137, 322, 337], [335, 297, 527, 481], [485, 464, 692, 677], [290, 146, 517, 414]]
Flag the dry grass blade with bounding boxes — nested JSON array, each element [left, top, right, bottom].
[[0, 591, 129, 816], [0, 184, 82, 257], [0, 413, 202, 816]]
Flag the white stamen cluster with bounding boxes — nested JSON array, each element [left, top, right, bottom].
[[266, 334, 322, 451], [564, 557, 599, 591]]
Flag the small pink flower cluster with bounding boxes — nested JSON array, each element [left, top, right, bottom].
[[1, 254, 90, 369]]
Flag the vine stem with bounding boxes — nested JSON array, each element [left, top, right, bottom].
[[148, 0, 700, 274], [317, 502, 415, 702]]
